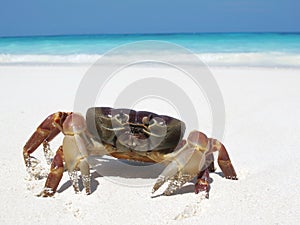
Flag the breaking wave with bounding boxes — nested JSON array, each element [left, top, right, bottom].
[[0, 52, 299, 68]]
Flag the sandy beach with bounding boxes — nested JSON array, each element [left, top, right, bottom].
[[0, 65, 299, 225]]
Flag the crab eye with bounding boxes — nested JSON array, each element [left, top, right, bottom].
[[142, 114, 154, 126], [148, 117, 167, 135], [115, 112, 129, 124]]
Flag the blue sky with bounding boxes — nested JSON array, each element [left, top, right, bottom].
[[0, 0, 299, 36]]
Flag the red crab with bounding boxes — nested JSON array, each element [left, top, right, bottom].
[[23, 107, 237, 197]]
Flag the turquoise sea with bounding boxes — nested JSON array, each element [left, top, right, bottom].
[[0, 33, 299, 67]]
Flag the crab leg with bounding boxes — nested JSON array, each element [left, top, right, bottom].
[[23, 112, 70, 172], [208, 138, 237, 180], [38, 146, 64, 197], [195, 169, 210, 198]]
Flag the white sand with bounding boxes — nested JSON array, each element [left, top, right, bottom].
[[0, 65, 299, 224]]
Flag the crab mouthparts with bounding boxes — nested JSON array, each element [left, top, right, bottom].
[[118, 129, 149, 149]]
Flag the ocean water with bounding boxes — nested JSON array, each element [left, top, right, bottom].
[[0, 33, 299, 67]]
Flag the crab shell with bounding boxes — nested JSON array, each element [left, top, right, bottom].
[[85, 107, 186, 162]]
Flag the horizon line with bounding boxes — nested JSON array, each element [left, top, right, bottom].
[[1, 31, 300, 39]]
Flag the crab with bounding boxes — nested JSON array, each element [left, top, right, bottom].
[[23, 107, 237, 197]]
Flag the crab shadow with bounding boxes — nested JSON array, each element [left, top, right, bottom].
[[88, 156, 166, 178], [57, 156, 223, 196], [57, 174, 100, 194], [57, 156, 165, 194]]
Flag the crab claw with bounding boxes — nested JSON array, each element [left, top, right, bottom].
[[152, 147, 203, 195], [152, 130, 237, 196], [152, 132, 208, 196]]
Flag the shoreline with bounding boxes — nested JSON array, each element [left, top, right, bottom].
[[1, 64, 300, 70]]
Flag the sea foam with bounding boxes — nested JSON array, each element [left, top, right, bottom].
[[0, 52, 299, 68]]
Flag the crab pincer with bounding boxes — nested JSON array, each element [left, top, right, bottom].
[[152, 130, 237, 197]]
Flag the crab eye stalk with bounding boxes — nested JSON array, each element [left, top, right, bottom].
[[142, 114, 153, 126]]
